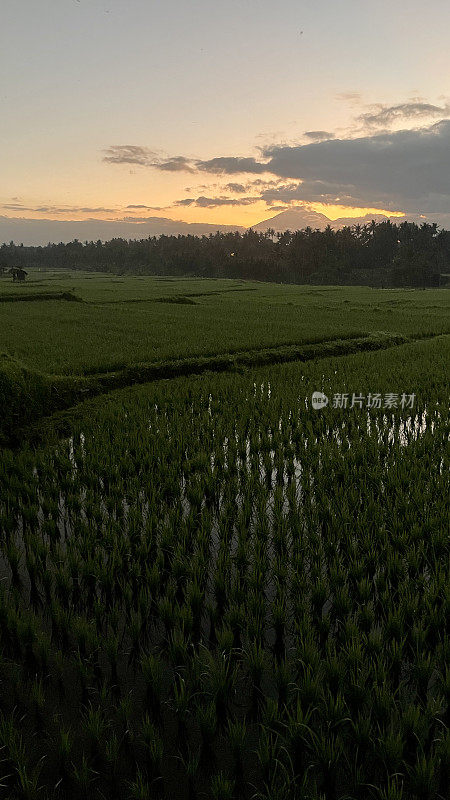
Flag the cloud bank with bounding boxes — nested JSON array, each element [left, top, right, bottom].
[[104, 118, 450, 217]]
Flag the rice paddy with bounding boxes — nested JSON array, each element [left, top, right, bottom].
[[0, 273, 449, 799]]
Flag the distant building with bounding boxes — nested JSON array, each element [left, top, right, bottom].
[[9, 267, 28, 282]]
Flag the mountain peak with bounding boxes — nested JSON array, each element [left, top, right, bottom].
[[250, 207, 407, 233]]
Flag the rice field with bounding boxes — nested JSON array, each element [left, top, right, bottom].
[[0, 270, 449, 374], [0, 274, 449, 799]]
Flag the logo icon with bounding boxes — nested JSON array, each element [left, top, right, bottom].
[[312, 391, 329, 410]]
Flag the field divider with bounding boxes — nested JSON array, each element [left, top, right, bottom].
[[0, 291, 82, 303], [1, 330, 432, 446]]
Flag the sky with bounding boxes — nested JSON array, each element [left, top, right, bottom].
[[2, 0, 450, 242]]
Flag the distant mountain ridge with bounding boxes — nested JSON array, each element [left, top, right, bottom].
[[249, 208, 417, 233], [0, 207, 438, 247], [0, 216, 246, 247]]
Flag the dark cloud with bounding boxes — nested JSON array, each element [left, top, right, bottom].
[[223, 182, 247, 193], [258, 121, 450, 208], [359, 102, 450, 128], [173, 195, 260, 208], [156, 156, 197, 173], [102, 145, 157, 166], [103, 146, 197, 173], [196, 121, 445, 212], [2, 204, 117, 214], [222, 179, 286, 193], [194, 157, 267, 175], [303, 131, 335, 141], [169, 121, 450, 213], [126, 204, 166, 211], [259, 180, 361, 208]]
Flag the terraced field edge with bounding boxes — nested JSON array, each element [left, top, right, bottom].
[[0, 331, 426, 446]]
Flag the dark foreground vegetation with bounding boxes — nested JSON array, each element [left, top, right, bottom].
[[0, 338, 449, 800], [1, 220, 449, 287], [0, 275, 448, 799]]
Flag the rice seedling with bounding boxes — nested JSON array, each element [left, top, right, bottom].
[[71, 754, 98, 799], [210, 771, 235, 800], [201, 649, 239, 725], [176, 746, 201, 800], [196, 700, 218, 764], [226, 716, 248, 778], [127, 768, 154, 800], [141, 651, 164, 715]]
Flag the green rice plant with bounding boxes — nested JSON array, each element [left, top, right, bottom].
[[372, 681, 395, 727], [272, 597, 288, 650], [141, 652, 164, 714], [254, 728, 289, 789], [83, 703, 109, 759], [71, 754, 98, 799], [74, 652, 91, 705], [350, 711, 373, 757], [295, 665, 322, 712], [400, 703, 430, 760], [176, 746, 201, 800], [140, 713, 163, 777], [377, 775, 406, 800], [210, 771, 235, 800], [201, 649, 239, 724], [434, 729, 449, 799], [323, 691, 350, 731], [29, 677, 46, 727], [178, 602, 195, 636], [273, 657, 294, 708], [168, 626, 190, 668], [6, 541, 21, 587], [127, 768, 154, 800], [304, 728, 344, 799], [157, 594, 177, 635], [244, 640, 266, 697], [103, 732, 121, 783], [168, 674, 197, 732], [284, 696, 316, 777], [413, 652, 434, 703], [216, 625, 235, 656], [226, 717, 248, 777], [117, 694, 134, 747], [223, 602, 244, 649], [52, 724, 73, 780], [377, 725, 405, 774], [250, 778, 298, 800], [13, 756, 45, 800], [196, 700, 218, 760], [406, 751, 438, 799]]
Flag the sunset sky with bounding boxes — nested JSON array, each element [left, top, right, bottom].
[[2, 0, 450, 241]]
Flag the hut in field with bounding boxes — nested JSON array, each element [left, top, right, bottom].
[[9, 267, 28, 282]]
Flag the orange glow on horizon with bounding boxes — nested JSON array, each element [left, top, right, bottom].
[[1, 201, 406, 229], [308, 203, 405, 221]]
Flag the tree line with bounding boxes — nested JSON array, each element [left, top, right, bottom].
[[1, 220, 448, 287]]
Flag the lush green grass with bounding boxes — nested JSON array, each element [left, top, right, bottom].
[[0, 270, 449, 374]]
